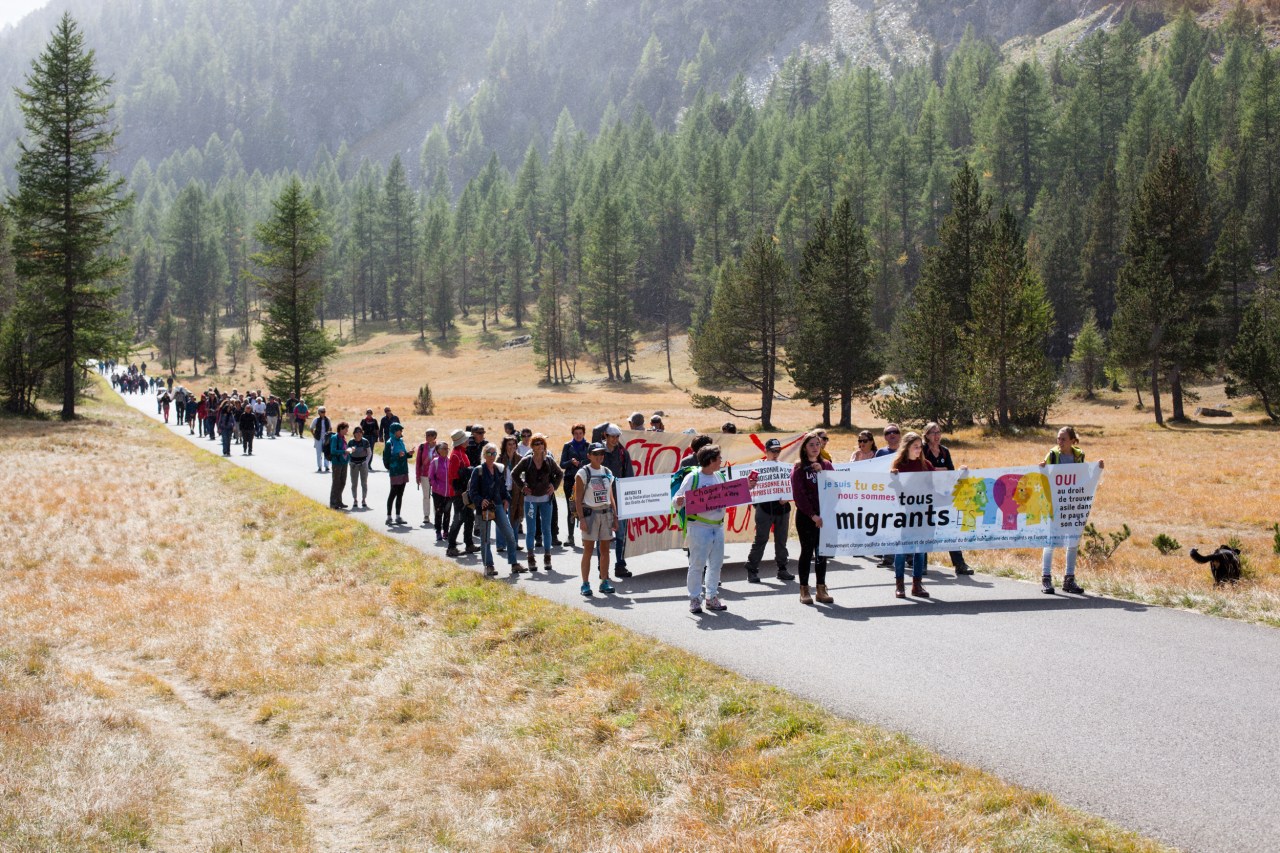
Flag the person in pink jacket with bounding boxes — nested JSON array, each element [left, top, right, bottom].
[[415, 428, 440, 528], [427, 440, 452, 543]]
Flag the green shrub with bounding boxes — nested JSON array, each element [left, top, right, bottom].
[[1081, 523, 1131, 562], [413, 383, 434, 416], [1151, 533, 1181, 555]]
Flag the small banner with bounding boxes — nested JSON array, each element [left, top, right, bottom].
[[684, 478, 754, 516], [615, 474, 675, 520], [817, 463, 1104, 557], [727, 460, 794, 502]]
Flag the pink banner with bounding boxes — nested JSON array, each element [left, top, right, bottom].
[[684, 478, 754, 516]]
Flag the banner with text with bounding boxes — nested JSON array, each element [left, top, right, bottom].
[[618, 430, 806, 556], [684, 478, 754, 516], [728, 460, 794, 503], [817, 463, 1103, 557]]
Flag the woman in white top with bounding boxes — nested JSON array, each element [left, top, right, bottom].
[[673, 444, 757, 614]]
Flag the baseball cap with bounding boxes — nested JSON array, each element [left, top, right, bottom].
[[588, 442, 607, 454], [764, 438, 782, 451]]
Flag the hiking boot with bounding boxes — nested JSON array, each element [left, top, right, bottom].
[[510, 565, 521, 578], [484, 564, 497, 577], [446, 546, 461, 557], [955, 564, 974, 575], [386, 517, 394, 526], [911, 579, 929, 598], [1062, 576, 1084, 594], [464, 544, 480, 554], [815, 584, 833, 604], [527, 554, 537, 571], [395, 516, 406, 525], [614, 566, 633, 579], [776, 568, 795, 581], [689, 597, 702, 614], [747, 570, 762, 584], [566, 535, 576, 548], [895, 577, 906, 599], [1041, 576, 1055, 594], [543, 553, 553, 570], [581, 582, 593, 597], [599, 579, 615, 594], [705, 596, 727, 612], [799, 584, 813, 605]]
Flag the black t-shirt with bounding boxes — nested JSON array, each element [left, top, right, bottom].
[[923, 444, 954, 471]]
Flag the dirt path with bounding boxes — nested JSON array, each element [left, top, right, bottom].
[[58, 644, 376, 851]]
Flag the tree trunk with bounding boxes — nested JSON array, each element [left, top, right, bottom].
[[839, 390, 853, 428], [1169, 364, 1186, 422], [1149, 358, 1163, 425]]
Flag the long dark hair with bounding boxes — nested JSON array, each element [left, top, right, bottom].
[[795, 430, 824, 468]]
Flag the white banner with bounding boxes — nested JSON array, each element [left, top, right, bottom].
[[728, 460, 793, 503], [834, 455, 895, 473], [817, 462, 1104, 557], [615, 473, 674, 520]]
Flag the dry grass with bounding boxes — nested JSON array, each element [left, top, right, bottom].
[[168, 316, 1280, 626], [0, 389, 1167, 850]]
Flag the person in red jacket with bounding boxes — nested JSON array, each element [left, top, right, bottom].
[[445, 429, 477, 556], [789, 431, 835, 606]]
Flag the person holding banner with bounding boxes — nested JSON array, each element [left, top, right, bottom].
[[850, 430, 877, 462], [673, 444, 759, 614], [891, 432, 934, 598], [602, 425, 635, 578], [923, 422, 974, 576], [790, 431, 836, 605], [1040, 426, 1102, 595], [574, 442, 618, 597], [743, 438, 795, 584]]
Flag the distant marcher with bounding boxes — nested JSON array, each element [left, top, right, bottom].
[[891, 432, 934, 599], [922, 422, 973, 576], [815, 428, 832, 461], [428, 440, 452, 542], [790, 431, 835, 605], [348, 426, 372, 509], [379, 407, 398, 445], [559, 423, 590, 547], [648, 414, 665, 432], [382, 422, 412, 526], [465, 424, 487, 467], [469, 443, 519, 578], [629, 412, 645, 431], [217, 403, 236, 457], [446, 430, 477, 555], [328, 423, 351, 510], [850, 430, 877, 462], [679, 434, 713, 469], [721, 422, 737, 434], [513, 433, 563, 571], [601, 425, 635, 578], [265, 396, 281, 438], [415, 429, 440, 527], [185, 396, 199, 435], [674, 444, 758, 614], [498, 435, 524, 552], [311, 407, 332, 473], [1039, 426, 1101, 595], [574, 442, 617, 597], [238, 405, 257, 456], [743, 438, 794, 583], [293, 398, 309, 438]]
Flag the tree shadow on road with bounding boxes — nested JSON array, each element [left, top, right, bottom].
[[814, 594, 1149, 621]]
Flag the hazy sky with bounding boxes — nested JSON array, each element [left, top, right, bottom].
[[0, 0, 50, 31]]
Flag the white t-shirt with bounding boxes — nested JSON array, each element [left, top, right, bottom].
[[576, 465, 615, 509]]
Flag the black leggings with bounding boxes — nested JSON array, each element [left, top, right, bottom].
[[387, 483, 406, 516], [796, 512, 827, 587], [432, 492, 451, 530]]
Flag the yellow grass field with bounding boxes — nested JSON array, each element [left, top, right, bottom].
[[0, 390, 1168, 851], [180, 314, 1280, 626]]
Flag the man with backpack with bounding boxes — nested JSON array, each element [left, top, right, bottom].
[[293, 397, 309, 437], [445, 429, 477, 556], [311, 406, 332, 473], [601, 425, 635, 577]]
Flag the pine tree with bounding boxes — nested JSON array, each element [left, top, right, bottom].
[[251, 177, 336, 401], [7, 13, 131, 419], [167, 182, 223, 376], [382, 154, 416, 328], [1112, 144, 1214, 425], [1227, 284, 1280, 421], [788, 199, 879, 427], [584, 197, 635, 380], [1069, 309, 1107, 399], [990, 60, 1052, 216], [1080, 160, 1123, 327], [690, 230, 791, 429], [966, 206, 1057, 427]]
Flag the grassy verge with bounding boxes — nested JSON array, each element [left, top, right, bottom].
[[0, 390, 1167, 850]]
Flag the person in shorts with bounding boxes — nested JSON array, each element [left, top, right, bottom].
[[573, 442, 617, 597]]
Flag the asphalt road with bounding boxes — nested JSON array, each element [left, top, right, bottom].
[[124, 390, 1280, 852]]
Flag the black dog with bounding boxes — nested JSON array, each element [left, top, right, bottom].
[[1190, 546, 1242, 585]]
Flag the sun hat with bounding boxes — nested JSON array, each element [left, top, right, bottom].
[[451, 429, 466, 447]]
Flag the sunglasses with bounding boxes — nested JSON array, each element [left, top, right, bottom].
[[885, 430, 900, 436], [858, 439, 870, 444]]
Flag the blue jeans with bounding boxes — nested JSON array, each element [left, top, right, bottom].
[[614, 518, 628, 568], [221, 430, 232, 455], [894, 552, 926, 580], [525, 500, 553, 554], [480, 504, 518, 568], [686, 522, 725, 599]]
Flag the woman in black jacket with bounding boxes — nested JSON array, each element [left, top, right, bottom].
[[468, 443, 519, 578]]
